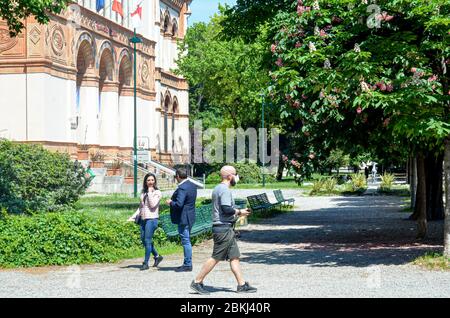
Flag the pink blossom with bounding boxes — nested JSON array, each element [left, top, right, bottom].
[[302, 94, 308, 100], [386, 84, 393, 92], [297, 5, 311, 16], [276, 58, 283, 67], [428, 75, 438, 82], [411, 67, 417, 73], [293, 101, 301, 109], [271, 44, 277, 53], [308, 153, 316, 160], [357, 107, 362, 114], [383, 118, 390, 127], [295, 42, 303, 48], [376, 12, 394, 22], [320, 29, 327, 37]]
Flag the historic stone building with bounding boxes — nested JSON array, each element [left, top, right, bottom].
[[0, 0, 192, 166]]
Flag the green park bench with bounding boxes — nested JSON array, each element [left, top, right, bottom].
[[246, 193, 278, 214], [273, 189, 295, 207], [159, 204, 213, 239]]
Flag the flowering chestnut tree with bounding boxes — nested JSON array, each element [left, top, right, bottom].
[[267, 0, 449, 241]]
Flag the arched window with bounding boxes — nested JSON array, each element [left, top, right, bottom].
[[98, 48, 114, 113], [172, 19, 178, 37], [163, 13, 171, 34], [76, 40, 94, 110]]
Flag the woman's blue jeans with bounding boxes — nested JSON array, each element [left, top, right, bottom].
[[140, 219, 159, 265]]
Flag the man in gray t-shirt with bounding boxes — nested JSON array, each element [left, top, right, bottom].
[[212, 183, 236, 226], [190, 166, 257, 295]]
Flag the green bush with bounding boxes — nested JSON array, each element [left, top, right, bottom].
[[310, 178, 326, 195], [324, 178, 337, 193], [380, 173, 395, 192], [205, 162, 269, 184], [0, 140, 89, 214], [0, 211, 148, 268], [345, 173, 367, 194], [233, 163, 263, 183], [205, 171, 221, 184]]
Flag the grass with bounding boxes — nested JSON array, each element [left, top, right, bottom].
[[377, 184, 411, 197], [413, 253, 450, 271]]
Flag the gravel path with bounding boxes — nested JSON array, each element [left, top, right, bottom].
[[1, 195, 449, 298]]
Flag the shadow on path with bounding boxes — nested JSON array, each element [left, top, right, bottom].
[[237, 195, 443, 268]]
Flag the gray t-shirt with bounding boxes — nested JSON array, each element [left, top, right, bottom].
[[212, 183, 235, 225]]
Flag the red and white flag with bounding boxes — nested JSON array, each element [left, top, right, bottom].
[[131, 1, 143, 29]]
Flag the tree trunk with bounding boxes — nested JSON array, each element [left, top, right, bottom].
[[425, 152, 445, 221], [276, 156, 284, 181], [410, 155, 418, 215], [444, 139, 450, 258], [406, 157, 410, 185], [415, 152, 428, 239]]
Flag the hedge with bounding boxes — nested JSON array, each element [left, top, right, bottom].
[[0, 210, 158, 268]]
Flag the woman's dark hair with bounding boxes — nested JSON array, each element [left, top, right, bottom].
[[142, 173, 159, 193]]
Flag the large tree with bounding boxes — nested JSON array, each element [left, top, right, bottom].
[[264, 0, 449, 240]]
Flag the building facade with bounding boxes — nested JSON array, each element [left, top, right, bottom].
[[0, 0, 192, 165]]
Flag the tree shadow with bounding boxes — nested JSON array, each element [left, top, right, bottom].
[[237, 195, 444, 268]]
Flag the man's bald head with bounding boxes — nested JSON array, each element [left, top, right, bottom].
[[220, 165, 236, 179]]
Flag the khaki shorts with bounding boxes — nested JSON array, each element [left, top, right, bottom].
[[211, 227, 240, 261]]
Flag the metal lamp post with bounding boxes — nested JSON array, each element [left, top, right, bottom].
[[130, 29, 142, 198], [261, 92, 266, 188]]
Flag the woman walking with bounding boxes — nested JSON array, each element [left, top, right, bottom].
[[129, 173, 164, 270]]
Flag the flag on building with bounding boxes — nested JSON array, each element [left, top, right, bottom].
[[96, 0, 105, 12], [131, 2, 143, 29], [112, 0, 124, 17]]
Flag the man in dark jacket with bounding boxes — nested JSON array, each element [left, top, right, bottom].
[[166, 168, 197, 272]]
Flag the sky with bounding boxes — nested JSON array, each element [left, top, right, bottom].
[[188, 0, 237, 26]]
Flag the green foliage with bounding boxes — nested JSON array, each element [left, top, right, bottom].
[[267, 0, 450, 160], [349, 173, 368, 192], [380, 173, 395, 191], [0, 211, 145, 268], [0, 140, 90, 214], [203, 162, 270, 184], [310, 177, 326, 195], [176, 14, 270, 129], [324, 149, 351, 174], [233, 162, 264, 183], [0, 0, 70, 36], [324, 177, 337, 193], [205, 172, 221, 184], [310, 176, 337, 195]]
